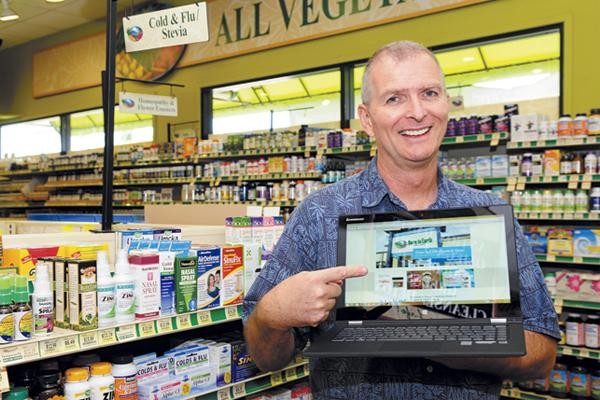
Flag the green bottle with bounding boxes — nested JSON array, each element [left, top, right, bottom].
[[0, 275, 14, 344], [13, 275, 32, 341]]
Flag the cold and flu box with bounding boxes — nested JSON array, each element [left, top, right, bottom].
[[67, 259, 97, 331]]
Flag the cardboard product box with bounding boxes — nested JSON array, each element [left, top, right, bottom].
[[547, 228, 574, 257], [158, 251, 176, 316], [491, 155, 509, 177], [153, 228, 182, 241], [474, 156, 491, 178], [175, 256, 198, 313], [244, 244, 262, 294], [268, 388, 292, 400], [179, 367, 215, 395], [138, 377, 182, 400], [555, 270, 600, 301], [511, 114, 540, 142], [230, 339, 258, 382], [135, 354, 170, 384], [52, 258, 69, 328], [59, 243, 109, 260], [130, 253, 161, 320], [543, 150, 561, 176], [523, 226, 549, 255], [573, 229, 600, 258], [165, 344, 210, 377], [67, 259, 97, 331], [291, 382, 312, 400], [117, 229, 155, 251], [194, 246, 221, 310], [3, 246, 60, 280], [221, 245, 244, 307]]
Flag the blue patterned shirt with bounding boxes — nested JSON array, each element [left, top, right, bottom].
[[243, 158, 560, 400]]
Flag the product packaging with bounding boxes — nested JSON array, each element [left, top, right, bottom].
[[221, 245, 244, 307], [175, 256, 198, 313], [130, 253, 161, 320], [194, 246, 221, 310], [67, 259, 97, 331]]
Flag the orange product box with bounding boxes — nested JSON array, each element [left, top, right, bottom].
[[543, 150, 561, 176], [221, 245, 244, 307], [3, 246, 60, 279]]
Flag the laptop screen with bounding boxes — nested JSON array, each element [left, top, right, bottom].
[[336, 206, 522, 320]]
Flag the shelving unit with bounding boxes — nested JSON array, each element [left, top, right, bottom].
[[507, 136, 600, 150], [557, 344, 600, 359], [535, 254, 600, 266], [500, 387, 567, 400], [516, 211, 600, 221]]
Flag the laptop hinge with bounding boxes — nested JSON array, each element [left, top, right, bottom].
[[348, 321, 362, 326], [491, 318, 507, 324]]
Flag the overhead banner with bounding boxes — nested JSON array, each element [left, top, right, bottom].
[[123, 2, 209, 52], [179, 0, 490, 66], [119, 92, 178, 116]]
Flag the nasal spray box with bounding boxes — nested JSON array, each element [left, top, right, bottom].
[[194, 247, 221, 310], [67, 259, 97, 330], [221, 246, 244, 307], [130, 253, 161, 320], [175, 256, 198, 313]]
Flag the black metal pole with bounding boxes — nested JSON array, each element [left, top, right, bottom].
[[101, 0, 118, 231]]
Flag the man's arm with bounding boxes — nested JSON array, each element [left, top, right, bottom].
[[434, 330, 557, 380]]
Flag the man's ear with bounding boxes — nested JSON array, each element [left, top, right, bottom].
[[357, 104, 375, 139]]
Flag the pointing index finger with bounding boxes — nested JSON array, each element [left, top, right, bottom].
[[317, 265, 368, 284]]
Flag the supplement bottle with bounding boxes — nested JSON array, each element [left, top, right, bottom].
[[89, 362, 114, 400], [575, 190, 589, 213], [585, 152, 598, 174], [0, 275, 14, 344], [531, 190, 542, 212], [574, 113, 589, 137], [563, 190, 576, 213], [520, 153, 533, 176], [586, 314, 600, 349], [557, 114, 574, 136], [96, 251, 115, 328], [560, 152, 572, 175], [549, 357, 570, 398], [572, 152, 583, 174], [589, 109, 600, 135], [32, 263, 54, 336], [569, 358, 591, 398], [112, 355, 137, 400], [591, 361, 600, 400], [552, 190, 564, 213], [64, 368, 91, 400], [566, 313, 585, 346], [592, 187, 600, 212], [13, 275, 32, 341], [114, 250, 135, 324]]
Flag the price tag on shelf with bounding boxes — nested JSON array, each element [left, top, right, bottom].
[[547, 255, 556, 262], [582, 181, 592, 190], [573, 256, 583, 263], [80, 331, 99, 349], [176, 314, 192, 329], [516, 183, 525, 191], [561, 346, 573, 355], [476, 134, 484, 141], [304, 148, 311, 158], [197, 311, 212, 325], [156, 318, 173, 334], [568, 180, 579, 189], [507, 177, 517, 185], [232, 383, 246, 398], [554, 297, 563, 314], [506, 184, 515, 192], [217, 388, 232, 400], [285, 368, 298, 381], [270, 372, 283, 386], [139, 321, 156, 337], [455, 136, 464, 143], [225, 307, 239, 320], [39, 338, 63, 357], [475, 177, 484, 185], [116, 325, 137, 342], [564, 212, 574, 220], [530, 176, 540, 183], [490, 133, 500, 146], [369, 145, 377, 157], [517, 176, 527, 184], [62, 335, 79, 352]]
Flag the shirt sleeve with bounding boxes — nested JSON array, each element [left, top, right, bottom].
[[514, 219, 561, 340], [242, 201, 320, 350]]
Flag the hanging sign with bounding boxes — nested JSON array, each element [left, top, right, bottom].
[[119, 92, 178, 116], [123, 2, 209, 52]]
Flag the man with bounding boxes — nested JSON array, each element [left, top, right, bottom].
[[243, 41, 560, 399]]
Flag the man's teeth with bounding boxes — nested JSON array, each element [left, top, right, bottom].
[[400, 127, 430, 136]]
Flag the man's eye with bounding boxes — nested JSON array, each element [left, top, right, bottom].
[[386, 96, 400, 104], [424, 90, 439, 97]]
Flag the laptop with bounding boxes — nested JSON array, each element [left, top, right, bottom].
[[304, 205, 525, 358]]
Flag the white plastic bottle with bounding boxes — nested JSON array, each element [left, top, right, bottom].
[[32, 263, 54, 336], [112, 355, 137, 400], [89, 362, 115, 400], [64, 368, 91, 400], [96, 251, 116, 328], [114, 250, 135, 324]]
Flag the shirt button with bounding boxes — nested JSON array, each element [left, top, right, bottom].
[[426, 365, 434, 373]]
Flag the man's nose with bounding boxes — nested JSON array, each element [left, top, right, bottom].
[[406, 96, 426, 121]]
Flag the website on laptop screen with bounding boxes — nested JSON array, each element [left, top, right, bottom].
[[344, 214, 510, 307]]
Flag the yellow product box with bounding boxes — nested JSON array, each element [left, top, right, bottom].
[[3, 246, 60, 279], [547, 228, 573, 257], [59, 243, 108, 260]]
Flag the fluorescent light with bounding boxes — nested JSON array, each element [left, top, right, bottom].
[[473, 73, 550, 90], [0, 0, 18, 21], [532, 68, 543, 74], [462, 56, 475, 62], [321, 99, 331, 106], [45, 0, 65, 2]]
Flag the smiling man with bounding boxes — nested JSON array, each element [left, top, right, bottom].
[[243, 41, 560, 400]]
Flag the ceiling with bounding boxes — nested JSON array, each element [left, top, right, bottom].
[[0, 0, 130, 49]]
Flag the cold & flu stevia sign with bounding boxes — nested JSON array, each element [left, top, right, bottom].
[[123, 2, 209, 52]]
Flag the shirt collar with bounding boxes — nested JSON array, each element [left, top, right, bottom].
[[359, 157, 452, 210]]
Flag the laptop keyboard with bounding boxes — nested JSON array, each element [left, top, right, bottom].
[[332, 324, 507, 344]]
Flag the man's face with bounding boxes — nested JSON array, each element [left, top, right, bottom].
[[358, 52, 449, 170]]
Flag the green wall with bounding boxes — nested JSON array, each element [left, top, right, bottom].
[[1, 0, 598, 144]]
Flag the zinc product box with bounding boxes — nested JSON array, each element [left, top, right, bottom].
[[52, 258, 69, 328], [67, 259, 97, 331], [230, 339, 258, 382], [130, 253, 161, 320], [194, 246, 221, 310], [547, 228, 574, 257], [573, 229, 600, 258], [153, 228, 182, 241], [179, 367, 215, 395], [221, 245, 244, 307], [175, 256, 198, 313]]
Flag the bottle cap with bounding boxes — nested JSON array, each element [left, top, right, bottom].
[[115, 249, 130, 275], [96, 250, 111, 278], [111, 354, 133, 364], [13, 275, 29, 304], [2, 387, 29, 400], [0, 275, 13, 306], [72, 353, 101, 368], [90, 362, 112, 376], [65, 367, 89, 382]]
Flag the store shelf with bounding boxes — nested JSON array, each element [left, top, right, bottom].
[[454, 177, 508, 186], [0, 165, 101, 177], [507, 136, 600, 150], [198, 172, 322, 184], [0, 202, 33, 208], [321, 144, 373, 155], [0, 305, 242, 367], [510, 174, 600, 185], [442, 132, 508, 145], [516, 211, 600, 221], [553, 297, 600, 312], [41, 180, 103, 189], [197, 146, 318, 160], [114, 177, 193, 186], [535, 254, 600, 265], [181, 200, 299, 207], [115, 158, 196, 169], [193, 359, 309, 400], [557, 344, 600, 359], [500, 387, 566, 400], [44, 200, 102, 207]]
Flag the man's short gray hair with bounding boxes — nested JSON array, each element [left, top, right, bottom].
[[361, 40, 445, 105]]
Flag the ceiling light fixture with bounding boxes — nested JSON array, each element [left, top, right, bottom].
[[532, 68, 543, 74], [0, 0, 18, 22], [45, 0, 65, 3], [462, 56, 475, 62], [473, 73, 550, 90]]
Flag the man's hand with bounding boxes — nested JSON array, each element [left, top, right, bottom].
[[260, 265, 368, 330]]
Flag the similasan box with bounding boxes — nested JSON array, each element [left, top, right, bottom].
[[221, 246, 244, 307]]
